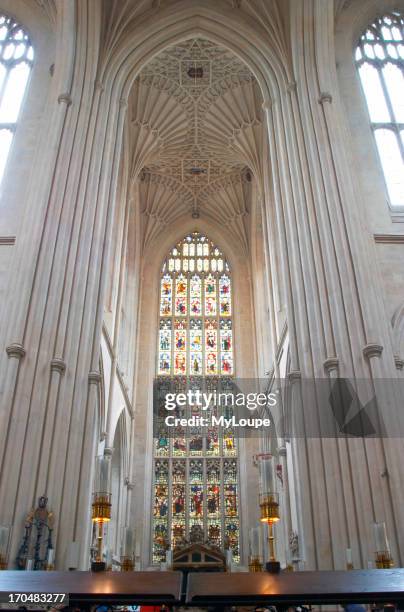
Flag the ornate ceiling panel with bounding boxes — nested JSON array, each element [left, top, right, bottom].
[[128, 37, 264, 251], [101, 0, 290, 71]]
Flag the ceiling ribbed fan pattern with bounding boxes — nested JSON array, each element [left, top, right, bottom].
[[129, 38, 264, 250]]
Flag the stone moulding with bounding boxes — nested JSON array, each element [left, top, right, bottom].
[[362, 343, 383, 359], [6, 343, 26, 359], [88, 371, 102, 385], [287, 370, 301, 383], [394, 355, 404, 370], [50, 358, 66, 374], [57, 93, 72, 106], [262, 98, 273, 111], [0, 236, 16, 245], [318, 92, 333, 104], [323, 357, 339, 373]]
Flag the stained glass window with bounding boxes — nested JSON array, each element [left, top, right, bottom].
[[355, 12, 404, 207], [153, 232, 240, 564], [0, 14, 33, 186]]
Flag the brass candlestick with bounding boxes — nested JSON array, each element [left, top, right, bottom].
[[248, 556, 263, 572], [260, 494, 280, 565], [92, 492, 111, 566], [248, 526, 263, 572], [375, 551, 394, 568], [121, 556, 134, 572], [374, 522, 394, 569], [0, 554, 7, 570], [346, 548, 354, 570], [91, 455, 112, 572], [0, 526, 11, 570], [257, 454, 280, 573], [121, 527, 135, 572]]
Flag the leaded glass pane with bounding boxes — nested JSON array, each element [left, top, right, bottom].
[[153, 232, 239, 564], [356, 12, 404, 207], [0, 14, 33, 186]]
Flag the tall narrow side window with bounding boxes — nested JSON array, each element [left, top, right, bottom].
[[355, 12, 404, 208], [0, 14, 33, 185]]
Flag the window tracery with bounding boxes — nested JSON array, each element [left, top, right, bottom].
[[355, 12, 404, 207], [153, 232, 240, 564], [0, 14, 33, 184]]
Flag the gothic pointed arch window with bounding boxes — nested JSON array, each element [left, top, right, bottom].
[[152, 232, 240, 564], [0, 13, 33, 185], [355, 12, 404, 208]]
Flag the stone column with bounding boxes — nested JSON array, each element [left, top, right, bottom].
[[0, 0, 128, 567], [261, 0, 404, 568]]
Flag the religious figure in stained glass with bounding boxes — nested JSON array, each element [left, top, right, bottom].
[[153, 232, 240, 564]]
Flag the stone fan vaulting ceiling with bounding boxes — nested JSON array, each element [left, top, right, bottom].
[[127, 38, 265, 252]]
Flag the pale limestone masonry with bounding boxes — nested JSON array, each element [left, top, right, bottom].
[[0, 0, 403, 571]]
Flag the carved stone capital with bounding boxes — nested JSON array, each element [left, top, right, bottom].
[[58, 93, 72, 106], [278, 446, 287, 457], [88, 371, 102, 385], [262, 98, 273, 112], [323, 357, 339, 373], [104, 447, 113, 456], [318, 92, 332, 105], [50, 358, 66, 375], [363, 343, 383, 359], [287, 370, 301, 383], [125, 477, 135, 490], [394, 355, 404, 370], [6, 343, 26, 359]]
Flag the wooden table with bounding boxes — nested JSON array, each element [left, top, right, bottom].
[[186, 569, 404, 607], [0, 570, 183, 606]]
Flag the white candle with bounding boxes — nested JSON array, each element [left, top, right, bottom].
[[258, 455, 274, 495], [105, 548, 112, 568], [98, 455, 111, 492], [249, 526, 262, 559], [123, 528, 134, 557], [0, 526, 9, 552], [67, 542, 80, 570], [374, 522, 390, 553], [47, 549, 55, 565], [346, 548, 352, 564], [26, 559, 33, 571]]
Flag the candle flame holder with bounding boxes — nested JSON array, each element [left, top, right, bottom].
[[121, 556, 134, 572], [259, 494, 280, 524], [248, 556, 263, 572], [373, 522, 394, 569], [375, 551, 394, 568], [259, 493, 280, 574], [0, 554, 7, 570], [92, 493, 112, 522], [91, 492, 111, 571]]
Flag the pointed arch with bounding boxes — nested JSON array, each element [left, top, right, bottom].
[[354, 10, 404, 209], [152, 230, 240, 564], [0, 11, 34, 184]]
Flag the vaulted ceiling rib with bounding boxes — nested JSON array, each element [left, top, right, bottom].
[[128, 37, 263, 251]]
